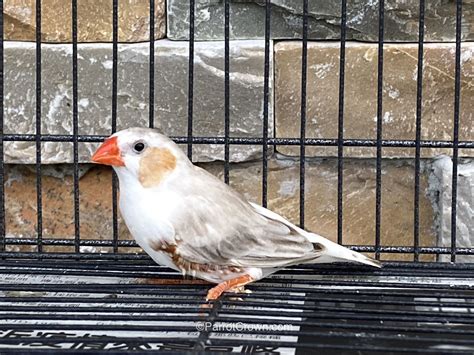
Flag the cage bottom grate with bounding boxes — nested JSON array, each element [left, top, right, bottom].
[[0, 259, 473, 353]]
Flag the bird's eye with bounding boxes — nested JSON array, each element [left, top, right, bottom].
[[133, 142, 146, 153]]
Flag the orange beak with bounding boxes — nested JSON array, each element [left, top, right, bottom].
[[91, 136, 125, 167]]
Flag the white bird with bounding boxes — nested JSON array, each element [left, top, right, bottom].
[[91, 127, 381, 300]]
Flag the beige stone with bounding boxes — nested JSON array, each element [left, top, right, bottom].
[[5, 158, 436, 261], [4, 165, 132, 254], [275, 42, 473, 158], [4, 0, 165, 42]]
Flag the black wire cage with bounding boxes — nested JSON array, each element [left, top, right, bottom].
[[1, 0, 474, 353]]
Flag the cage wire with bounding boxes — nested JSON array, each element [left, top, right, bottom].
[[0, 0, 473, 353]]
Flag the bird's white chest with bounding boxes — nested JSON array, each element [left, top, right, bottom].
[[117, 178, 179, 270]]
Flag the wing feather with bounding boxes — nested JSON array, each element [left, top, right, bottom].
[[165, 167, 321, 268]]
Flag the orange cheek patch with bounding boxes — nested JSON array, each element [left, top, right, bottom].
[[138, 147, 177, 188]]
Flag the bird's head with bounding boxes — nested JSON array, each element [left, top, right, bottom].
[[91, 127, 189, 188]]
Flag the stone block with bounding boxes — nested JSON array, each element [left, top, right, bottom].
[[167, 0, 474, 42], [430, 156, 474, 262], [4, 39, 272, 164], [4, 0, 166, 42], [4, 164, 131, 254], [275, 42, 473, 158], [5, 158, 436, 261]]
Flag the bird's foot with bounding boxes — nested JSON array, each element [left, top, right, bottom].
[[205, 274, 254, 301]]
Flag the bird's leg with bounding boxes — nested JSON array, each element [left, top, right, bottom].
[[206, 274, 254, 301]]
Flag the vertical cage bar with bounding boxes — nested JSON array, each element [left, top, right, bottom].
[[187, 0, 195, 160], [374, 0, 385, 260], [413, 0, 425, 262], [451, 0, 462, 263], [149, 0, 155, 129], [0, 0, 4, 253], [224, 0, 230, 184], [262, 0, 271, 208], [337, 0, 347, 245], [72, 0, 80, 254], [111, 0, 119, 254], [35, 0, 43, 253], [299, 0, 308, 229]]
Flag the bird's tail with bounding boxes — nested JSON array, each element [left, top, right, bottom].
[[248, 202, 382, 268], [347, 251, 382, 268], [307, 232, 382, 268]]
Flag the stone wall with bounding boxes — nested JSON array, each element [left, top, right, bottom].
[[3, 0, 473, 261]]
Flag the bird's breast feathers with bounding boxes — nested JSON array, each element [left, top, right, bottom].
[[118, 178, 177, 244]]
